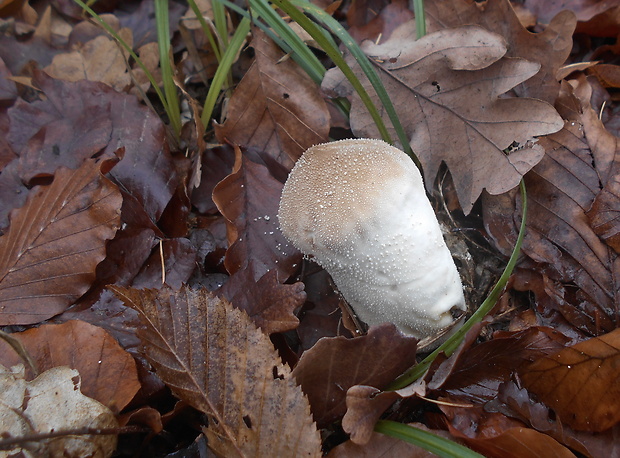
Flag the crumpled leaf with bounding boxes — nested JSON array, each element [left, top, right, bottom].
[[323, 24, 563, 213], [218, 265, 305, 334], [291, 323, 418, 428], [0, 159, 122, 325], [0, 364, 118, 458], [111, 285, 321, 457], [215, 28, 330, 170], [520, 328, 620, 432], [425, 0, 576, 103], [0, 320, 140, 414], [212, 146, 302, 281]]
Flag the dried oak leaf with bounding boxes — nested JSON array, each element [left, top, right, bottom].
[[520, 328, 620, 432], [218, 265, 304, 334], [215, 28, 329, 170], [0, 320, 139, 414], [0, 365, 118, 457], [291, 323, 418, 428], [110, 285, 321, 457], [0, 159, 122, 325], [212, 146, 302, 281], [424, 0, 576, 104], [322, 24, 563, 213]]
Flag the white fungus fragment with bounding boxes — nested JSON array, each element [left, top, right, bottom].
[[277, 138, 466, 341]]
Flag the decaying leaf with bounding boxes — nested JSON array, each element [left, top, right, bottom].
[[291, 323, 418, 428], [323, 24, 563, 213], [0, 159, 122, 325], [0, 320, 140, 414], [212, 146, 302, 281], [520, 328, 620, 432], [0, 364, 118, 458], [215, 28, 330, 169], [111, 285, 321, 457]]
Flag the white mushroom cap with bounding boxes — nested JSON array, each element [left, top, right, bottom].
[[278, 138, 466, 340]]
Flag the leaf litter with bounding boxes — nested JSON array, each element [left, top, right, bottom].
[[1, 0, 620, 456]]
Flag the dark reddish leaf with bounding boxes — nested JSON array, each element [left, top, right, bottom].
[[132, 238, 198, 290], [0, 57, 17, 103], [214, 28, 329, 169], [212, 146, 302, 280], [0, 159, 121, 325], [347, 0, 414, 43], [191, 145, 235, 215], [291, 323, 418, 427], [520, 328, 620, 432], [218, 265, 304, 334], [0, 320, 139, 413]]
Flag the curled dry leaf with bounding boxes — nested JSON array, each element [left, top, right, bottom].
[[520, 328, 620, 432], [0, 159, 122, 325], [111, 285, 321, 457], [291, 323, 418, 428], [215, 28, 329, 169], [0, 365, 118, 458], [323, 24, 563, 213], [212, 146, 302, 281], [425, 0, 576, 103], [0, 320, 140, 414]]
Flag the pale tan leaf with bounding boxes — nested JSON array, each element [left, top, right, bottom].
[[0, 364, 118, 457], [111, 285, 321, 457]]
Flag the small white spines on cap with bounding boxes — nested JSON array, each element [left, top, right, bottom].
[[278, 138, 465, 339]]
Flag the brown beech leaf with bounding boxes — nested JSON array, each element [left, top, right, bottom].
[[291, 323, 418, 428], [0, 320, 139, 414], [215, 28, 329, 170], [111, 285, 321, 457], [218, 265, 304, 334], [212, 146, 302, 280], [0, 159, 122, 325], [442, 405, 575, 458], [323, 25, 563, 213], [520, 328, 620, 432], [328, 422, 456, 458], [425, 0, 576, 103]]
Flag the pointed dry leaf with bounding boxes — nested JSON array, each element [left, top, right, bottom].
[[0, 365, 118, 457], [0, 320, 140, 414], [291, 323, 418, 428], [111, 285, 321, 457], [520, 328, 620, 432], [0, 159, 122, 325], [215, 28, 329, 169], [323, 24, 563, 213], [212, 147, 302, 280]]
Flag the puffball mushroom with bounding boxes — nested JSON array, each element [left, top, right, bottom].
[[278, 138, 466, 340]]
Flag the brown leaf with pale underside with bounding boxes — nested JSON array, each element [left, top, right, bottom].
[[520, 328, 620, 432], [215, 28, 329, 170], [111, 285, 321, 457], [323, 24, 563, 213], [0, 159, 122, 325]]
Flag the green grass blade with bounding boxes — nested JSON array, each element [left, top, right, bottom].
[[375, 420, 483, 458], [155, 0, 182, 136], [212, 0, 229, 50], [269, 0, 393, 144], [186, 0, 222, 62], [388, 180, 528, 389], [413, 0, 426, 39], [201, 17, 251, 128], [288, 0, 421, 169], [72, 0, 171, 121]]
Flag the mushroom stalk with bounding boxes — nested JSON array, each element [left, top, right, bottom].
[[278, 139, 466, 340]]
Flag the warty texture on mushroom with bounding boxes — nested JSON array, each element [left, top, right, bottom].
[[277, 138, 466, 340]]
